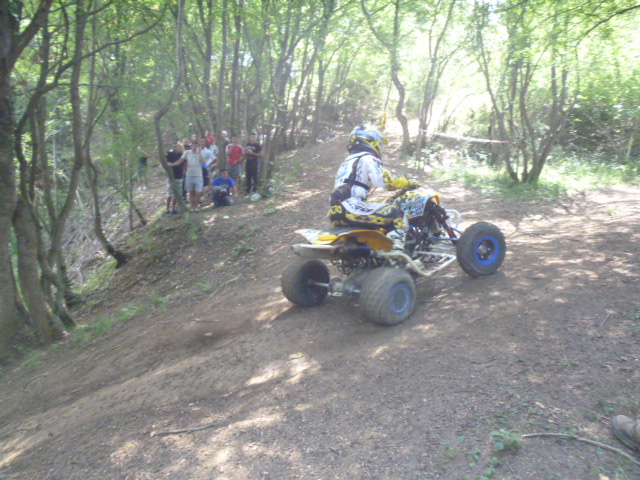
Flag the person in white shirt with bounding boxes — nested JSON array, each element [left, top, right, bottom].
[[172, 141, 206, 211], [329, 125, 418, 251]]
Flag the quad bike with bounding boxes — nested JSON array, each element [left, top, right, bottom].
[[281, 187, 506, 326]]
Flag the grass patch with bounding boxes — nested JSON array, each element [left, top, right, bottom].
[[72, 301, 155, 345], [78, 257, 118, 297], [426, 151, 640, 202], [196, 282, 214, 293], [24, 350, 44, 370], [232, 240, 255, 257], [491, 429, 521, 453], [235, 224, 262, 238]]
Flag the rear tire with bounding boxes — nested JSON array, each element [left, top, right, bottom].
[[281, 258, 330, 307], [456, 222, 506, 277], [359, 267, 416, 326]]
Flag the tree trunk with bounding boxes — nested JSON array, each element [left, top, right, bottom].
[[217, 0, 228, 135], [86, 156, 129, 266], [0, 72, 21, 352], [13, 198, 63, 344], [230, 0, 243, 132]]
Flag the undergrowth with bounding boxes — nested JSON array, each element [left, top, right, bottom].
[[422, 150, 640, 202], [72, 303, 149, 345]]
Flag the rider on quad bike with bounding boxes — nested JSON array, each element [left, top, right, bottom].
[[329, 125, 419, 251]]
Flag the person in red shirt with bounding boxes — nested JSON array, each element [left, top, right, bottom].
[[225, 135, 244, 183], [205, 129, 215, 146]]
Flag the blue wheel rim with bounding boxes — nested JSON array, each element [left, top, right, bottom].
[[474, 235, 500, 266], [390, 283, 412, 314]]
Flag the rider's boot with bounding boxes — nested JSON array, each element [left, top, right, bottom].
[[612, 415, 640, 452], [386, 229, 406, 252]]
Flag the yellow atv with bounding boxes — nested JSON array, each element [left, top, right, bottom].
[[281, 188, 506, 326]]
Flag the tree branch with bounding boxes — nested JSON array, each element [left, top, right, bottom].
[[583, 4, 640, 37], [522, 432, 640, 467]]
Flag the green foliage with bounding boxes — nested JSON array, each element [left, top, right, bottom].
[[196, 282, 214, 293], [78, 258, 118, 297], [598, 399, 615, 416], [169, 217, 202, 244], [474, 457, 501, 480], [24, 350, 44, 370], [236, 225, 262, 238], [490, 429, 521, 453], [232, 241, 255, 257], [429, 150, 640, 201], [264, 203, 278, 215], [442, 435, 466, 458], [6, 0, 640, 355], [568, 23, 640, 159], [468, 448, 481, 467], [72, 302, 152, 345]]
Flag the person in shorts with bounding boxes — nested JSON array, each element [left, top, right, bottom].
[[165, 143, 184, 214], [172, 141, 206, 211]]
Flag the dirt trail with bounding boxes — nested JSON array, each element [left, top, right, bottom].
[[1, 136, 640, 480]]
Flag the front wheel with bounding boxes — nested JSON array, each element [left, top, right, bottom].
[[281, 258, 330, 307], [359, 267, 416, 326], [456, 222, 506, 277]]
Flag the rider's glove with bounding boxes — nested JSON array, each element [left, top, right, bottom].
[[407, 179, 420, 190]]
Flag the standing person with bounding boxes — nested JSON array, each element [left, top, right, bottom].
[[199, 137, 215, 198], [172, 141, 206, 212], [219, 130, 230, 150], [165, 143, 184, 214], [218, 130, 230, 171], [181, 139, 191, 201], [257, 126, 267, 145], [244, 132, 262, 195], [208, 139, 219, 175], [329, 124, 419, 251], [211, 169, 237, 207], [205, 129, 215, 146], [225, 134, 244, 185], [202, 137, 218, 176]]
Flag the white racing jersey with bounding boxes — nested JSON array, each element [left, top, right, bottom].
[[334, 152, 409, 216]]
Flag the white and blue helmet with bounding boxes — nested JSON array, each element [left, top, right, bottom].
[[348, 124, 388, 158]]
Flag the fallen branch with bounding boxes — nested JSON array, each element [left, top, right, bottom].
[[599, 312, 613, 328], [429, 132, 510, 144], [522, 432, 640, 467]]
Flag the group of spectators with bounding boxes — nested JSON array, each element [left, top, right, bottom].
[[163, 130, 263, 214]]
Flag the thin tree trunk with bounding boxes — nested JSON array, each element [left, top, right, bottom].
[[360, 0, 410, 151], [217, 0, 228, 136], [86, 157, 129, 266], [86, 14, 128, 266], [230, 0, 243, 132]]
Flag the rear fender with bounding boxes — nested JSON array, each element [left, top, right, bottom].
[[295, 228, 393, 251]]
